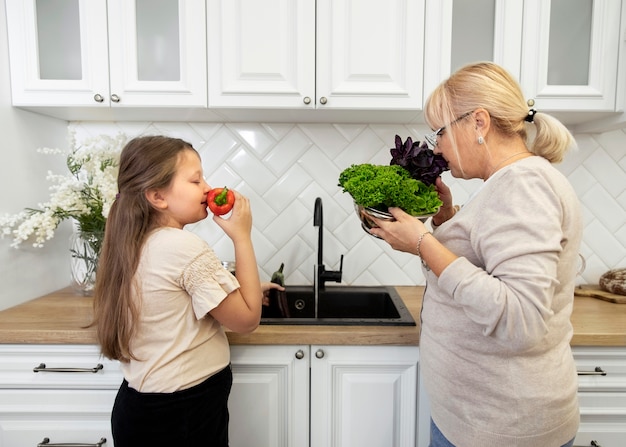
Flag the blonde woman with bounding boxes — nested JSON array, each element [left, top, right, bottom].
[[371, 62, 582, 447]]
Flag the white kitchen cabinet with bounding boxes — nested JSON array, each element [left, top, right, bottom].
[[520, 0, 623, 112], [573, 347, 626, 447], [228, 345, 310, 447], [423, 0, 524, 101], [424, 0, 624, 115], [0, 344, 122, 447], [310, 345, 419, 447], [229, 345, 420, 447], [5, 0, 207, 109], [207, 0, 424, 110]]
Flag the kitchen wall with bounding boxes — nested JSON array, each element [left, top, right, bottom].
[[0, 1, 73, 310], [68, 120, 626, 289], [1, 0, 624, 310]]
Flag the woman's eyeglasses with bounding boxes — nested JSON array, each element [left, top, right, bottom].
[[425, 111, 474, 147]]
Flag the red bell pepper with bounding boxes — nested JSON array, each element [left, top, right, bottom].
[[207, 187, 235, 216]]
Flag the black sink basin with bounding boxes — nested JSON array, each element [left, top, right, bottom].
[[261, 285, 415, 326]]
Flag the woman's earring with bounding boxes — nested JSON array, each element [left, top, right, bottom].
[[477, 136, 484, 145]]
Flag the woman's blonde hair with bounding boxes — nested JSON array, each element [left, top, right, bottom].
[[92, 135, 196, 362], [424, 61, 576, 163]]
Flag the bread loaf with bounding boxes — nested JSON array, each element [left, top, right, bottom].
[[599, 268, 626, 296]]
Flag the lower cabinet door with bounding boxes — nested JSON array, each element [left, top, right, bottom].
[[0, 389, 116, 447], [310, 345, 419, 447], [229, 345, 310, 447]]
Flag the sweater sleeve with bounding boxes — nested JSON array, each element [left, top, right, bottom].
[[437, 167, 570, 351]]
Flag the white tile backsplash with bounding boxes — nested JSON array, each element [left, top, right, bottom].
[[69, 121, 626, 286]]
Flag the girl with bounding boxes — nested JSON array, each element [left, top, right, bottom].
[[93, 135, 277, 446]]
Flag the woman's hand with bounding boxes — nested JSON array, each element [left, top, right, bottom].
[[368, 207, 427, 254], [432, 177, 457, 226]]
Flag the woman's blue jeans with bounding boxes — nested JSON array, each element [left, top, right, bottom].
[[429, 419, 575, 447]]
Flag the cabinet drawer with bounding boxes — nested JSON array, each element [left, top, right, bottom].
[[0, 389, 115, 447], [574, 428, 626, 447], [573, 347, 626, 392], [578, 392, 626, 414], [0, 345, 123, 389]]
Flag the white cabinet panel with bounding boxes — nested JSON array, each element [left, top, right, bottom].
[[229, 345, 310, 447], [573, 347, 626, 447], [520, 0, 622, 111], [310, 345, 419, 447], [208, 0, 423, 110], [5, 0, 207, 108]]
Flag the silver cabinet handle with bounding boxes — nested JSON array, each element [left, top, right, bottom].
[[38, 437, 106, 446], [295, 350, 305, 360], [93, 94, 104, 103], [33, 363, 104, 373], [315, 349, 324, 359], [577, 367, 607, 376], [303, 96, 311, 104], [110, 94, 120, 103], [573, 441, 602, 447], [319, 96, 327, 105]]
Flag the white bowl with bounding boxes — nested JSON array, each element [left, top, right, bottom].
[[354, 203, 437, 238]]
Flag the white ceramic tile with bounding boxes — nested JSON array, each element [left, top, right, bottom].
[[227, 148, 277, 194], [262, 127, 312, 176], [198, 127, 241, 171], [594, 128, 626, 161], [584, 220, 625, 267], [568, 166, 597, 198], [299, 123, 350, 157], [262, 123, 295, 141], [583, 147, 626, 197], [264, 165, 314, 214], [227, 123, 276, 157], [580, 184, 626, 232]]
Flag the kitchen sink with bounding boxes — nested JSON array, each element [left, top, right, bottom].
[[261, 285, 416, 326]]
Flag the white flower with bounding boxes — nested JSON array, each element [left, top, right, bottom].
[[0, 130, 127, 248]]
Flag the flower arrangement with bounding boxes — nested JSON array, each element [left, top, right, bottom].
[[0, 131, 126, 248], [0, 131, 127, 293]]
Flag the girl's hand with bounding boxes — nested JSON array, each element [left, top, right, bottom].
[[261, 281, 285, 307], [212, 190, 252, 241]]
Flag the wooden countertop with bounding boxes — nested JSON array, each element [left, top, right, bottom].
[[0, 286, 624, 346]]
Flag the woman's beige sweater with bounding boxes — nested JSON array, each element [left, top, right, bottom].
[[422, 156, 583, 447]]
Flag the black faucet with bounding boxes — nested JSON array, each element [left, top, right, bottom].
[[313, 197, 343, 317]]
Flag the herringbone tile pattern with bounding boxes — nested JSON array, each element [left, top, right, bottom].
[[72, 122, 626, 286]]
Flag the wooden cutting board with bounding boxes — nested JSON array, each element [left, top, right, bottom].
[[575, 284, 626, 304]]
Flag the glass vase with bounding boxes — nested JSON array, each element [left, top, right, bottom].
[[69, 230, 104, 295]]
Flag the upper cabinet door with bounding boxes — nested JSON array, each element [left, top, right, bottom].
[[423, 0, 524, 101], [315, 0, 424, 110], [107, 0, 207, 107], [207, 0, 423, 110], [520, 0, 622, 111], [5, 0, 110, 106], [207, 0, 316, 108], [5, 0, 207, 108]]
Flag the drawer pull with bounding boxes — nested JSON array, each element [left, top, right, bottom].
[[37, 437, 106, 446], [33, 363, 104, 373], [573, 441, 602, 447], [577, 366, 607, 376]]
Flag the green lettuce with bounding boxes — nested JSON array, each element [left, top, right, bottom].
[[338, 164, 442, 216]]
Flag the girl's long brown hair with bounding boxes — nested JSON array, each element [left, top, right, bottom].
[[92, 135, 195, 362]]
